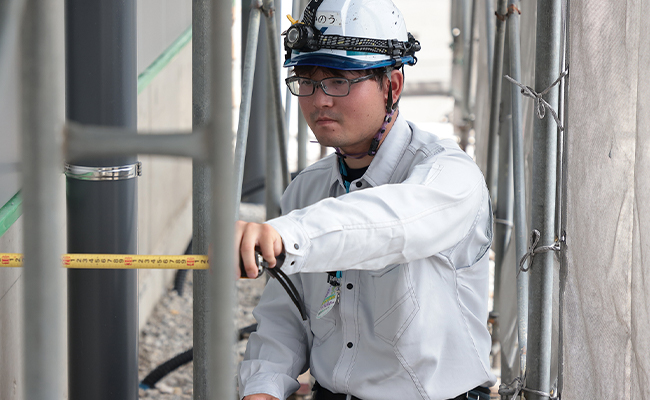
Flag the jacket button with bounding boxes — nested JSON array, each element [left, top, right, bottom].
[[294, 243, 299, 250], [347, 283, 353, 290], [347, 342, 353, 348], [355, 181, 362, 188]]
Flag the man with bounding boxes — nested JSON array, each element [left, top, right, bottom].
[[236, 1, 496, 399]]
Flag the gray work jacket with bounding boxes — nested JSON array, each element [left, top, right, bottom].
[[239, 114, 497, 400]]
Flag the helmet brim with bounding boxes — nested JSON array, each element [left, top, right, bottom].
[[283, 52, 415, 70]]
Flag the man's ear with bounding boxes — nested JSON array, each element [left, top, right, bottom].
[[385, 69, 404, 105]]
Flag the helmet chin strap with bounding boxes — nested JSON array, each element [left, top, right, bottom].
[[335, 69, 398, 160]]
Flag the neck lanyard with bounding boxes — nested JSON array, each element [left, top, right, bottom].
[[327, 158, 352, 286]]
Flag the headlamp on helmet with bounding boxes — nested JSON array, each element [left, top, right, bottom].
[[284, 23, 318, 52]]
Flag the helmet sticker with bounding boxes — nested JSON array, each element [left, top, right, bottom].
[[315, 11, 342, 27]]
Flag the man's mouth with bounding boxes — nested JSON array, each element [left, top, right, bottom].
[[315, 115, 337, 124]]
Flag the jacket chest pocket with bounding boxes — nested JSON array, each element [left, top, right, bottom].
[[368, 264, 420, 345]]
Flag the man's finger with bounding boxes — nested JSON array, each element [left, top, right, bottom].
[[240, 224, 260, 278], [234, 221, 247, 278], [258, 234, 277, 269]]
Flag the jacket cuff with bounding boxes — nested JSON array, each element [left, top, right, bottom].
[[239, 372, 294, 400], [266, 216, 310, 275]]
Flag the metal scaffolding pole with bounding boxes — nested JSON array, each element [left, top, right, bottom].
[[297, 111, 308, 171], [264, 0, 291, 190], [484, 0, 495, 95], [235, 0, 263, 210], [1, 0, 26, 80], [241, 0, 269, 204], [266, 78, 282, 220], [262, 0, 285, 219], [462, 0, 477, 118], [459, 0, 477, 150], [192, 0, 211, 398], [557, 0, 570, 394], [494, 35, 514, 384], [506, 0, 528, 381], [526, 0, 562, 397], [492, 30, 511, 312], [21, 0, 65, 398], [485, 0, 507, 202], [65, 0, 138, 399], [293, 0, 309, 172], [208, 1, 236, 400]]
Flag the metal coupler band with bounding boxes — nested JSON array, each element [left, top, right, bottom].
[[64, 162, 142, 181]]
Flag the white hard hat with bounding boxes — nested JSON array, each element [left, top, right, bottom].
[[283, 0, 420, 70]]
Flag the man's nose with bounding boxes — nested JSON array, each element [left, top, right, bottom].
[[312, 83, 334, 107]]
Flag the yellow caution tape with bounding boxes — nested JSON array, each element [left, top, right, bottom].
[[0, 253, 209, 270]]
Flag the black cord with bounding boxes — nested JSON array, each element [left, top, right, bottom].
[[275, 267, 308, 320], [266, 267, 308, 321], [139, 348, 193, 389]]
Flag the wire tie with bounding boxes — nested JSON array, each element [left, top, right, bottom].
[[494, 218, 514, 228], [495, 5, 520, 22], [507, 4, 521, 16], [499, 376, 559, 400], [505, 69, 568, 131], [518, 229, 561, 275]]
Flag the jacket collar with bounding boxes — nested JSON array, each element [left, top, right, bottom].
[[326, 112, 412, 191]]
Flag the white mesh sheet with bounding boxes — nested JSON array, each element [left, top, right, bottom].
[[561, 0, 650, 397]]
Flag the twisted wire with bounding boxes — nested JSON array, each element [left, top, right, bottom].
[[505, 70, 568, 131]]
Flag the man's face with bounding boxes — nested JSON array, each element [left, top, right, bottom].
[[296, 68, 389, 155]]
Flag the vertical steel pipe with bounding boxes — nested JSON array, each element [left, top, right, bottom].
[[506, 0, 528, 380], [462, 0, 477, 119], [264, 0, 291, 189], [493, 34, 513, 384], [557, 0, 570, 393], [235, 1, 263, 210], [21, 0, 65, 398], [492, 27, 512, 314], [208, 0, 235, 399], [192, 0, 211, 398], [241, 0, 269, 204], [266, 81, 282, 220], [297, 112, 308, 171], [484, 0, 495, 94], [527, 0, 562, 397], [485, 0, 507, 203], [450, 0, 464, 141], [65, 1, 138, 399], [283, 0, 301, 137], [1, 0, 26, 80], [459, 0, 477, 150], [293, 0, 309, 172]]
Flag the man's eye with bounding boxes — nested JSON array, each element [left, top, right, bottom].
[[330, 79, 348, 86], [297, 78, 312, 86]]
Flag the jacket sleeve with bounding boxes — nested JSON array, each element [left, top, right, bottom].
[[238, 275, 312, 400], [266, 145, 492, 275]]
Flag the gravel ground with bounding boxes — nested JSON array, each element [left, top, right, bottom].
[[138, 271, 269, 400]]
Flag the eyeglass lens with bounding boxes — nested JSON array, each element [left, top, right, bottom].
[[291, 77, 351, 97]]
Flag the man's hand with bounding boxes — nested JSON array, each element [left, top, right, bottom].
[[243, 394, 279, 400], [235, 221, 284, 279]]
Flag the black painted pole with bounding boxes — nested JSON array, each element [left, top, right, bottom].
[[65, 1, 138, 399]]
